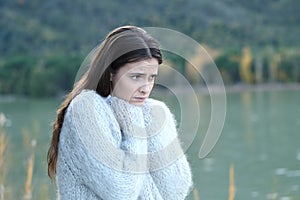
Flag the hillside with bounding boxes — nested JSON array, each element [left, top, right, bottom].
[[0, 0, 300, 97], [1, 0, 299, 57]]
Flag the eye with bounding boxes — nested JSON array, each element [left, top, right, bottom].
[[149, 75, 157, 81], [130, 74, 141, 80]]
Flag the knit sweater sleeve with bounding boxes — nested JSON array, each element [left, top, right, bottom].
[[142, 99, 193, 199], [60, 90, 147, 199]]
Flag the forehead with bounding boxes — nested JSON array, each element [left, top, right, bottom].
[[121, 59, 159, 73]]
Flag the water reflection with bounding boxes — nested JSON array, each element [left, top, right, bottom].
[[241, 91, 255, 152]]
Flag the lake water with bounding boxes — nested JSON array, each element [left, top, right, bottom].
[[0, 89, 299, 200]]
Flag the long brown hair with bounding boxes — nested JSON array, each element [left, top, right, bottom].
[[47, 26, 162, 179]]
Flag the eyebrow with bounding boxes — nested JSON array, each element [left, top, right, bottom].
[[129, 72, 158, 76]]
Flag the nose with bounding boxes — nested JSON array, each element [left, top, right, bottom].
[[139, 83, 152, 94]]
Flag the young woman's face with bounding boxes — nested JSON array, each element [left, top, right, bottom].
[[111, 58, 159, 106]]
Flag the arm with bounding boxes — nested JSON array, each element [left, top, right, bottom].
[[142, 99, 193, 200], [61, 91, 147, 199]]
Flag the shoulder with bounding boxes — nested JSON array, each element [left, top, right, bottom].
[[72, 89, 106, 106], [145, 98, 168, 108], [66, 90, 113, 123], [145, 98, 173, 114], [69, 90, 110, 112], [144, 98, 177, 126], [144, 98, 178, 139]]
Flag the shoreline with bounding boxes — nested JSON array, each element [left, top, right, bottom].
[[1, 83, 300, 102], [154, 83, 300, 95], [224, 83, 300, 93]]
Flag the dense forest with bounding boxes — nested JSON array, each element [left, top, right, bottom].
[[0, 0, 300, 97]]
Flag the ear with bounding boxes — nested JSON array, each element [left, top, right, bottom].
[[110, 73, 113, 81]]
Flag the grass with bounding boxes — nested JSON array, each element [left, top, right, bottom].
[[23, 141, 36, 200], [193, 188, 200, 200], [0, 113, 41, 200], [192, 163, 236, 200], [0, 113, 8, 200], [228, 163, 236, 200]]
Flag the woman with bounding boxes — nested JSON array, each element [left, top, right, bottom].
[[47, 26, 192, 200]]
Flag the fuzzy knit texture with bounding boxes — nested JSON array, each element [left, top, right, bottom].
[[56, 89, 192, 200]]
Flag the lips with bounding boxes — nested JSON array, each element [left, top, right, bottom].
[[133, 97, 146, 102]]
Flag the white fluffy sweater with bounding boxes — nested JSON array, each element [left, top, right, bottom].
[[57, 90, 192, 199]]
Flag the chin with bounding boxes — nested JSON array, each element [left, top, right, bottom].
[[130, 101, 144, 106]]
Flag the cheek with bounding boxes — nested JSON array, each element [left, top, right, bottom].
[[113, 79, 138, 99], [123, 82, 141, 96]]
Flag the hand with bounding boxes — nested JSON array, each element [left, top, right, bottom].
[[110, 96, 146, 139], [142, 100, 167, 138]]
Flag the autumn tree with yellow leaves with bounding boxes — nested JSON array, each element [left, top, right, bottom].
[[239, 46, 253, 84]]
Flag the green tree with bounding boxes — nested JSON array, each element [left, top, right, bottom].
[[214, 49, 241, 84]]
